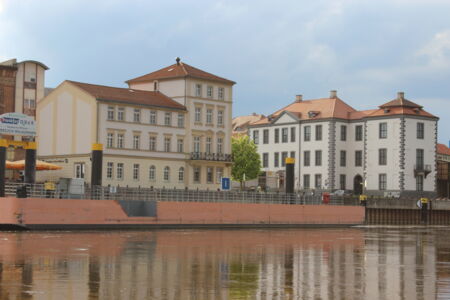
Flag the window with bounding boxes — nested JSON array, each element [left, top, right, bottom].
[[207, 167, 213, 183], [304, 126, 311, 141], [417, 122, 424, 139], [117, 134, 124, 149], [193, 136, 200, 153], [133, 109, 141, 123], [217, 110, 224, 126], [416, 149, 424, 168], [206, 109, 213, 124], [117, 107, 125, 121], [263, 153, 269, 168], [274, 152, 279, 168], [177, 113, 184, 128], [341, 125, 347, 141], [379, 174, 387, 190], [195, 107, 202, 123], [274, 128, 280, 143], [303, 174, 310, 189], [107, 106, 115, 120], [178, 167, 185, 182], [355, 125, 363, 141], [282, 128, 288, 143], [164, 137, 171, 152], [149, 165, 156, 181], [207, 86, 213, 98], [315, 150, 322, 166], [107, 162, 113, 179], [163, 166, 170, 182], [416, 175, 424, 191], [150, 111, 157, 124], [195, 84, 202, 97], [206, 137, 212, 154], [315, 174, 322, 189], [117, 163, 124, 180], [24, 99, 36, 109], [379, 122, 387, 139], [216, 168, 223, 184], [217, 137, 223, 154], [164, 112, 171, 126], [291, 127, 296, 142], [149, 136, 156, 151], [340, 174, 346, 190], [177, 139, 184, 153], [355, 150, 362, 167], [304, 151, 310, 166], [133, 164, 140, 180], [133, 135, 140, 150], [281, 152, 288, 167], [340, 151, 346, 167], [290, 151, 295, 160], [315, 125, 322, 141], [379, 148, 387, 165], [263, 129, 269, 144], [107, 133, 114, 148], [218, 87, 224, 100], [75, 163, 85, 179], [253, 130, 259, 144], [194, 167, 201, 183]]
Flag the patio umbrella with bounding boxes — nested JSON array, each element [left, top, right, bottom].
[[6, 160, 62, 171]]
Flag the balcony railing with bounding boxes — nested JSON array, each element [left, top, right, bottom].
[[414, 164, 432, 178], [190, 152, 232, 162]]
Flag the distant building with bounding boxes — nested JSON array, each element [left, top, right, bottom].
[[248, 91, 438, 197], [37, 59, 235, 189], [437, 143, 450, 198], [232, 113, 265, 137]]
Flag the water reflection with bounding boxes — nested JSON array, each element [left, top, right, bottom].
[[0, 228, 448, 299]]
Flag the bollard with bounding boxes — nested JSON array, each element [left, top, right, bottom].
[[24, 142, 37, 184], [420, 197, 429, 224], [0, 139, 7, 197], [285, 157, 295, 194]]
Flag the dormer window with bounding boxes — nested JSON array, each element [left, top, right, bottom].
[[308, 111, 319, 118], [384, 108, 390, 113]]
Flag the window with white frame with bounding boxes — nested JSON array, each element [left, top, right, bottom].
[[315, 125, 322, 141], [217, 137, 223, 154], [417, 122, 424, 139], [164, 137, 171, 152], [117, 107, 125, 121], [117, 133, 124, 149], [193, 136, 200, 153], [177, 113, 184, 128], [281, 128, 288, 143], [164, 112, 171, 126], [195, 107, 202, 123], [379, 174, 387, 190], [133, 109, 141, 123], [379, 123, 387, 139], [218, 87, 224, 100], [253, 130, 259, 144], [107, 162, 113, 179], [207, 167, 213, 183], [195, 84, 202, 97], [315, 174, 322, 189], [149, 110, 157, 124], [107, 133, 114, 148], [216, 167, 223, 184], [206, 109, 213, 124], [178, 167, 184, 182], [149, 136, 156, 151], [133, 164, 140, 180], [117, 163, 124, 180], [107, 106, 115, 120], [149, 165, 156, 181], [163, 166, 170, 181], [263, 153, 269, 168], [303, 174, 310, 189], [217, 110, 224, 126], [177, 139, 184, 153], [133, 134, 140, 150], [194, 167, 201, 183], [206, 137, 212, 154], [207, 86, 213, 98]]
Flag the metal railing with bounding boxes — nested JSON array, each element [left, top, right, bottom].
[[4, 183, 359, 206]]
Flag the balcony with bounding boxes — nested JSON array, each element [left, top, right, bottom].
[[414, 164, 431, 178], [190, 152, 233, 162]]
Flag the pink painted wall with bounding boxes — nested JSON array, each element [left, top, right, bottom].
[[0, 197, 365, 226]]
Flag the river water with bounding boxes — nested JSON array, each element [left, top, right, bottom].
[[0, 227, 449, 299]]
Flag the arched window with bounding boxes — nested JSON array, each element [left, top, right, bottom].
[[164, 166, 170, 181], [178, 167, 184, 182], [149, 165, 156, 181]]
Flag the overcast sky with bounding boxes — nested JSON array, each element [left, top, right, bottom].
[[1, 0, 449, 143]]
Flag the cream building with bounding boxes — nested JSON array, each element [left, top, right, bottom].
[[36, 59, 234, 189]]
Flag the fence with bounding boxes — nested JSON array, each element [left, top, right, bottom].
[[4, 183, 360, 206]]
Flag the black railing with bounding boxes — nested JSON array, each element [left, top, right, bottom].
[[414, 164, 432, 178], [190, 152, 232, 162]]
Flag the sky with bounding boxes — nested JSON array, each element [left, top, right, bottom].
[[1, 0, 449, 143]]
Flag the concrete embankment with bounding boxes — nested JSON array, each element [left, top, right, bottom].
[[0, 197, 365, 230]]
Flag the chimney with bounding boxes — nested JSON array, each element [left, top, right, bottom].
[[176, 57, 181, 65], [397, 92, 404, 99], [330, 90, 337, 98], [295, 95, 303, 102]]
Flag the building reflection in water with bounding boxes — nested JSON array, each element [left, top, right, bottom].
[[0, 228, 448, 299]]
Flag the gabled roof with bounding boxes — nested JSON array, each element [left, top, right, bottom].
[[67, 80, 186, 110], [437, 143, 450, 156], [271, 110, 301, 123], [126, 59, 235, 85]]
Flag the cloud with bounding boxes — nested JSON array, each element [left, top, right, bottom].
[[417, 29, 450, 68]]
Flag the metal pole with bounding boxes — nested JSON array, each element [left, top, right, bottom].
[[0, 139, 7, 197], [24, 142, 37, 184], [285, 157, 295, 194], [91, 143, 103, 187]]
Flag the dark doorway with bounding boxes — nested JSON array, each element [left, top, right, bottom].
[[354, 175, 363, 195]]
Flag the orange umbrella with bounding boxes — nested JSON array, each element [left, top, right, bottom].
[[6, 160, 62, 171]]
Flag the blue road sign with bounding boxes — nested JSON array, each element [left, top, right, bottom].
[[221, 177, 230, 191]]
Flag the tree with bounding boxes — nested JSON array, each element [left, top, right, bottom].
[[231, 135, 261, 190]]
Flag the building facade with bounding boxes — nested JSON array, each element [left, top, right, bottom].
[[437, 143, 450, 198], [248, 91, 438, 197], [36, 59, 234, 189]]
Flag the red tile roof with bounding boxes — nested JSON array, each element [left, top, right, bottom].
[[126, 61, 235, 85], [438, 143, 450, 156], [68, 80, 186, 110]]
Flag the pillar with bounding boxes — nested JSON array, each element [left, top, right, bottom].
[[24, 142, 37, 184], [91, 143, 103, 187], [285, 157, 295, 194], [0, 139, 7, 197]]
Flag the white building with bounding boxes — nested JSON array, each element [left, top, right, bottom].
[[36, 59, 234, 189], [248, 91, 438, 197]]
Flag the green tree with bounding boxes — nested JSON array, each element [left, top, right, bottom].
[[231, 135, 261, 190]]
